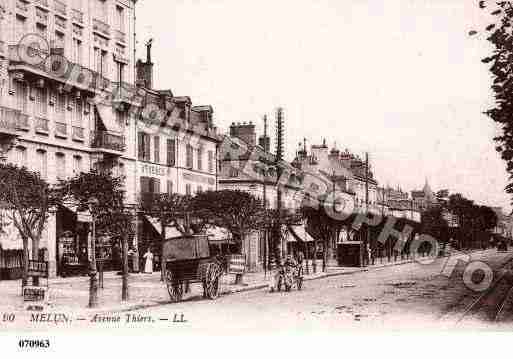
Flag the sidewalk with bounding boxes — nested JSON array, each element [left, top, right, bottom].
[[0, 253, 456, 314]]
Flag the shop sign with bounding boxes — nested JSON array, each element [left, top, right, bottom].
[[27, 260, 49, 278], [77, 212, 92, 223], [182, 172, 215, 185], [140, 163, 171, 177], [227, 254, 246, 274], [23, 286, 48, 302]]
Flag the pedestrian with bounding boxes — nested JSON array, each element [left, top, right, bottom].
[[143, 248, 154, 274], [366, 243, 371, 266]]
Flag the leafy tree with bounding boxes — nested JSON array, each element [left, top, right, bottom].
[[471, 1, 513, 202], [139, 192, 190, 281], [421, 205, 449, 252], [0, 163, 61, 287], [57, 170, 134, 304], [191, 190, 265, 284]]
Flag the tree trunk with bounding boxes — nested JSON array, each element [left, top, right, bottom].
[[122, 235, 129, 301], [160, 223, 166, 282], [31, 236, 41, 286], [22, 240, 29, 289]]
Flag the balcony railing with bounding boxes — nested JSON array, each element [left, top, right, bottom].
[[8, 45, 111, 93], [16, 0, 29, 14], [72, 126, 84, 141], [0, 106, 21, 136], [91, 131, 126, 153], [54, 0, 66, 16], [35, 117, 49, 134], [35, 0, 49, 8], [115, 30, 126, 43], [93, 19, 110, 37], [36, 8, 49, 24], [17, 113, 30, 130], [55, 122, 67, 138], [71, 9, 84, 24]]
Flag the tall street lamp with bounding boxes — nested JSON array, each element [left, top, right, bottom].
[[88, 197, 99, 308]]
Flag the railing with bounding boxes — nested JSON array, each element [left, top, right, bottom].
[[93, 19, 111, 37], [36, 8, 49, 24], [72, 126, 84, 140], [55, 122, 67, 137], [71, 9, 84, 24], [0, 106, 20, 134], [8, 45, 110, 92], [115, 30, 126, 43], [55, 16, 66, 30], [16, 0, 29, 14], [35, 117, 49, 133], [17, 113, 30, 130], [54, 0, 66, 16], [35, 0, 49, 8], [91, 131, 126, 152]]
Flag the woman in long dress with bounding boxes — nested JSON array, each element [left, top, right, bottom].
[[143, 248, 153, 274]]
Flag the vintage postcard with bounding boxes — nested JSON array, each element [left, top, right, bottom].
[[0, 0, 513, 352]]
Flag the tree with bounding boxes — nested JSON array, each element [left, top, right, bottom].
[[471, 2, 513, 203], [421, 205, 449, 253], [191, 190, 265, 284], [301, 194, 347, 272], [0, 163, 61, 287], [139, 192, 189, 281], [57, 170, 133, 305]]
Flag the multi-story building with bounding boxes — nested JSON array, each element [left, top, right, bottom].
[[0, 0, 138, 277]]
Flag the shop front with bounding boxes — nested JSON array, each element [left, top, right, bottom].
[[0, 209, 24, 280]]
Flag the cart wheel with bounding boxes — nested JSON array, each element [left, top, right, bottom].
[[206, 277, 220, 299], [165, 270, 183, 302]]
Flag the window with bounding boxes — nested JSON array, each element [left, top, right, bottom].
[[56, 153, 66, 180], [94, 47, 101, 73], [186, 144, 193, 168], [35, 87, 47, 117], [138, 132, 151, 161], [116, 5, 125, 32], [16, 146, 27, 168], [15, 81, 27, 113], [100, 50, 108, 76], [36, 150, 47, 179], [167, 180, 173, 195], [154, 136, 160, 163], [72, 38, 82, 64], [75, 98, 83, 124], [52, 31, 65, 52], [186, 184, 192, 196], [229, 168, 238, 178], [36, 24, 47, 38], [140, 177, 160, 194], [56, 93, 66, 121], [166, 139, 176, 166], [73, 155, 82, 175], [208, 150, 214, 174], [197, 148, 203, 171], [15, 15, 27, 42]]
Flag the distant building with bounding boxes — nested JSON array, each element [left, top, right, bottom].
[[411, 179, 436, 212]]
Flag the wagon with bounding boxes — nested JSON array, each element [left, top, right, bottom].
[[163, 234, 224, 302]]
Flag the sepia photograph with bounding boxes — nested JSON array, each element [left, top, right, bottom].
[[1, 0, 513, 350]]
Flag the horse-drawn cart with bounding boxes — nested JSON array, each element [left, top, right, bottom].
[[163, 235, 224, 302]]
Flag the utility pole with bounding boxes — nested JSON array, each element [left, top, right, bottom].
[[365, 152, 371, 265], [263, 115, 268, 278], [275, 108, 284, 263]]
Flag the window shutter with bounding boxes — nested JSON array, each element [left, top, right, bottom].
[[144, 133, 151, 161], [138, 132, 144, 159]]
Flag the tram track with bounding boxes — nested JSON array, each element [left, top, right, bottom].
[[456, 257, 513, 326]]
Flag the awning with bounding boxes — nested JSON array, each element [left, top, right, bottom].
[[206, 226, 233, 243], [288, 225, 315, 243], [144, 216, 183, 240], [96, 104, 122, 133], [0, 211, 23, 250]]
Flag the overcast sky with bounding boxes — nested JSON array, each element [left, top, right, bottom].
[[136, 0, 510, 211]]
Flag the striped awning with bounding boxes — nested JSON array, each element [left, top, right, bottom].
[[144, 216, 183, 240], [288, 225, 315, 243], [206, 226, 233, 242]]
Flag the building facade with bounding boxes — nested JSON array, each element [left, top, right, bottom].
[[0, 0, 138, 277]]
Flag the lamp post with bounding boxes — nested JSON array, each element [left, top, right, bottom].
[[88, 197, 99, 308]]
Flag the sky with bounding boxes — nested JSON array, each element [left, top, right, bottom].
[[136, 0, 510, 211]]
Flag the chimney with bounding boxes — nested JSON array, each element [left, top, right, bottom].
[[230, 122, 256, 147], [136, 39, 154, 89]]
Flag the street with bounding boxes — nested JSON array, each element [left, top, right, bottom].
[[66, 249, 513, 332]]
